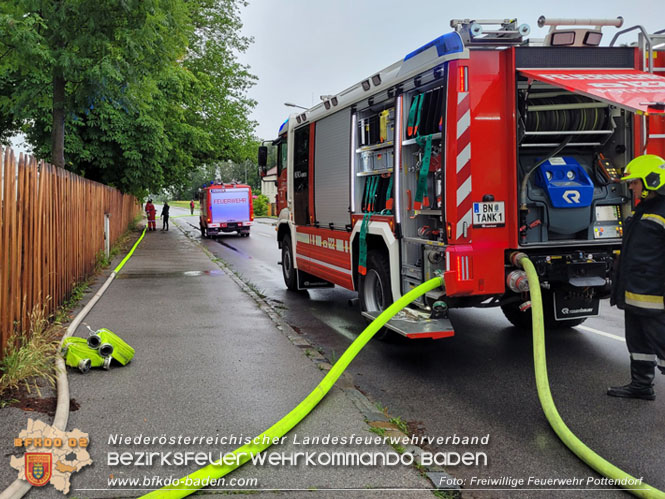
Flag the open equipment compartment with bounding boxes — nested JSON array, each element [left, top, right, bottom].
[[354, 95, 396, 214], [516, 72, 632, 246], [399, 80, 447, 307], [507, 43, 665, 324]]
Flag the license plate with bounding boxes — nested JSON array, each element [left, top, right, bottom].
[[472, 202, 505, 227]]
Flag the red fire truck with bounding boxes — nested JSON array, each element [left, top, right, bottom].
[[199, 183, 254, 238], [258, 17, 665, 339]]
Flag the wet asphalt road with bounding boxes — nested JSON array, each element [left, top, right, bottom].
[[172, 208, 664, 498]]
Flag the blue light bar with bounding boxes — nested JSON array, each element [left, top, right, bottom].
[[278, 118, 289, 135], [404, 32, 464, 61]]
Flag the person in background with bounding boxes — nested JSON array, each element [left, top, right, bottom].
[[145, 199, 157, 231], [608, 154, 665, 401], [161, 202, 170, 231], [190, 199, 195, 215]]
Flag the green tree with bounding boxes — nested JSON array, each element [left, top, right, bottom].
[[170, 162, 219, 201], [184, 0, 257, 164], [0, 7, 49, 145], [171, 155, 261, 202], [216, 158, 260, 189], [253, 193, 269, 217], [0, 0, 257, 196], [1, 1, 190, 169]]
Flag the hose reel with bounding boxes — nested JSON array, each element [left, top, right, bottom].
[[519, 91, 613, 148]]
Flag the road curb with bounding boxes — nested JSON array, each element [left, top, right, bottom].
[[254, 217, 277, 226]]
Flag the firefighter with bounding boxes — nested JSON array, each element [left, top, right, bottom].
[[145, 199, 157, 231], [190, 199, 195, 215], [161, 202, 170, 231], [608, 154, 665, 401]]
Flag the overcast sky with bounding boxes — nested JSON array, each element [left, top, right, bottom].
[[8, 1, 662, 154], [240, 0, 663, 141]]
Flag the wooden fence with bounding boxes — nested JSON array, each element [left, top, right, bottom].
[[0, 147, 140, 355]]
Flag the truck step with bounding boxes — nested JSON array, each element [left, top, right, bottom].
[[361, 310, 455, 340]]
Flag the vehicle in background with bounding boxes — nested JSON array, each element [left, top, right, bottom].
[[199, 183, 253, 238]]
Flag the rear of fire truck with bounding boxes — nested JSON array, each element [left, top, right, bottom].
[[199, 183, 253, 238], [438, 17, 665, 330], [500, 17, 665, 328]]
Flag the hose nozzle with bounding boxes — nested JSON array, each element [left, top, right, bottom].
[[510, 251, 528, 268], [98, 343, 114, 358], [87, 334, 101, 349], [507, 270, 530, 293], [78, 358, 91, 374], [86, 327, 118, 358]]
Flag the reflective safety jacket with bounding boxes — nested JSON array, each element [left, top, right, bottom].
[[611, 194, 665, 314]]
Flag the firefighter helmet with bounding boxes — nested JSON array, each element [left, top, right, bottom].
[[622, 155, 665, 195]]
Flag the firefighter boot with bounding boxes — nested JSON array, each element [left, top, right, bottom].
[[607, 362, 656, 400]]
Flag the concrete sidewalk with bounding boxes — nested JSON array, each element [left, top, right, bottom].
[[2, 221, 433, 498]]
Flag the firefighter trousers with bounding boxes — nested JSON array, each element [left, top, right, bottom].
[[625, 310, 665, 377]]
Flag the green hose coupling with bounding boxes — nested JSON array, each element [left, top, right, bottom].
[[77, 359, 91, 373], [62, 337, 110, 372], [87, 333, 115, 358], [90, 328, 135, 365], [430, 300, 448, 319]]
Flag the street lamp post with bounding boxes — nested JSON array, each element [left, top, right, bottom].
[[284, 102, 308, 110]]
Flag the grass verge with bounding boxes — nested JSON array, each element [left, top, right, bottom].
[[0, 306, 61, 406], [168, 200, 195, 210]]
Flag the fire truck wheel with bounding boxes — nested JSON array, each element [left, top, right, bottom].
[[281, 235, 298, 291], [359, 251, 394, 341], [501, 291, 586, 330]]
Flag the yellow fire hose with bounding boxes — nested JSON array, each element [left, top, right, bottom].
[[139, 254, 664, 498], [513, 252, 664, 499], [142, 277, 444, 498]]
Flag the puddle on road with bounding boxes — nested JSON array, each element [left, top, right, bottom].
[[180, 221, 253, 259], [216, 240, 240, 252], [214, 239, 254, 259], [116, 270, 224, 279]]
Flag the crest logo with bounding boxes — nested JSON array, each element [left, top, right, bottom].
[[12, 419, 91, 494], [25, 453, 52, 487]]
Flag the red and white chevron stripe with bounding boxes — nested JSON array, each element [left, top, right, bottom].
[[455, 91, 472, 240]]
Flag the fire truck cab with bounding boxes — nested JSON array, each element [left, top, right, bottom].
[[258, 17, 665, 338]]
